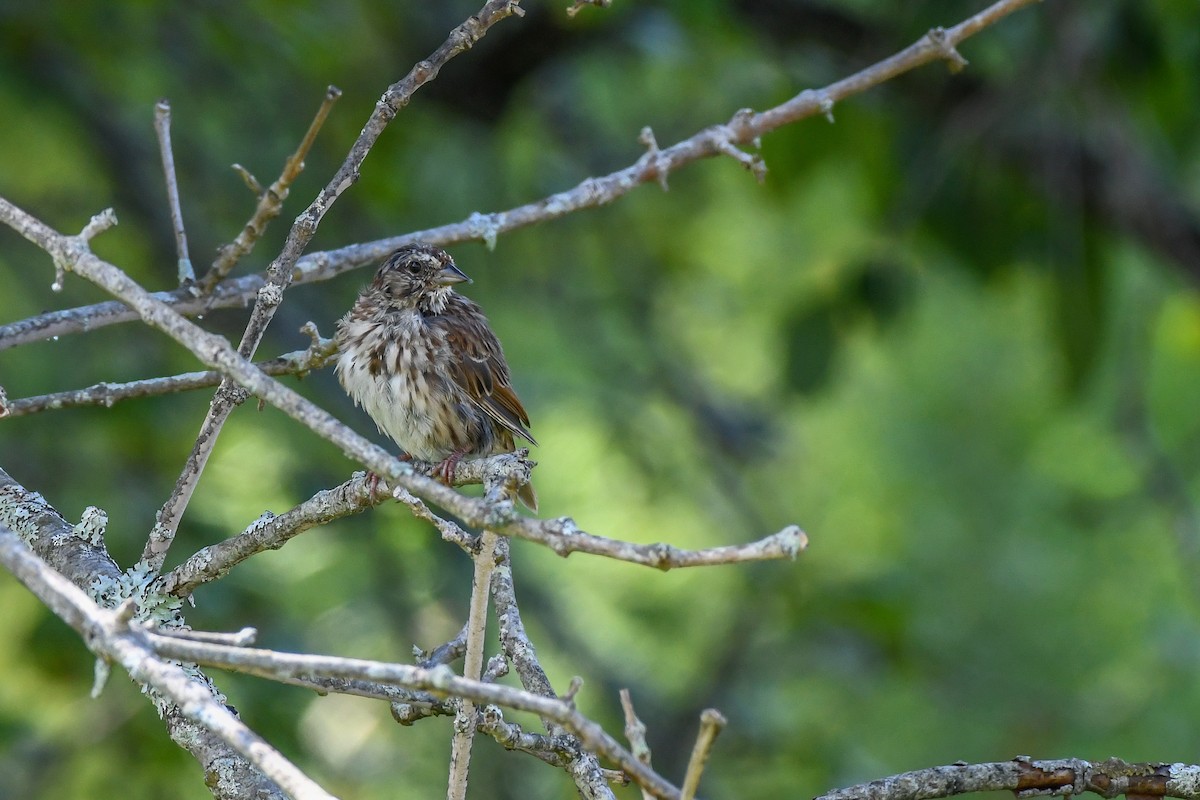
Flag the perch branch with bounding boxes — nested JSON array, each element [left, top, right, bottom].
[[161, 442, 788, 607], [1, 196, 809, 576], [0, 0, 1038, 352], [3, 199, 810, 581]]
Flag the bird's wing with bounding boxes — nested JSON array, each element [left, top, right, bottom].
[[438, 299, 538, 447]]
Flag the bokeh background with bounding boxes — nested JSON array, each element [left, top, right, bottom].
[[2, 1, 1200, 798]]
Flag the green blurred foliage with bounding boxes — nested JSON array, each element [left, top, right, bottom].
[[2, 1, 1200, 798]]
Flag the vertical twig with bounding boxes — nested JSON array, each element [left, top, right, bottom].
[[620, 689, 656, 800], [679, 709, 727, 800], [447, 530, 499, 800], [491, 537, 618, 799], [198, 85, 342, 294], [153, 99, 194, 285]]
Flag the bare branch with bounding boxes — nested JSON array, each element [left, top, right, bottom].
[[2, 333, 336, 417], [145, 632, 687, 800], [1, 198, 810, 576], [234, 0, 524, 364], [144, 385, 245, 569], [815, 757, 1200, 800], [0, 525, 329, 799], [514, 519, 807, 568], [150, 625, 259, 647], [447, 530, 500, 800], [158, 474, 380, 598], [477, 704, 576, 767], [391, 485, 479, 554], [0, 466, 293, 799], [153, 99, 194, 285], [198, 85, 342, 294], [0, 0, 1042, 353]]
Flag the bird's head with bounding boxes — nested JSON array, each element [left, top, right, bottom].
[[372, 243, 471, 312]]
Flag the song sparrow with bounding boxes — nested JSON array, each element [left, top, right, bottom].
[[335, 243, 538, 510]]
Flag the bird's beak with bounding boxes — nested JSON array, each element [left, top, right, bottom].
[[435, 263, 472, 286]]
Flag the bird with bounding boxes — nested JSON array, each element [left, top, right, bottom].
[[334, 242, 538, 510]]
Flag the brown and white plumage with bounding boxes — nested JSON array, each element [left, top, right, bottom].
[[335, 243, 537, 509]]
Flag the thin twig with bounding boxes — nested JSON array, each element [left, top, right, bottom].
[[198, 86, 342, 294], [679, 709, 726, 800], [390, 485, 479, 554], [620, 689, 655, 800], [420, 623, 471, 669], [157, 474, 381, 598], [234, 0, 525, 364], [447, 530, 500, 800], [0, 0, 1043, 353], [153, 99, 194, 285], [149, 625, 258, 646], [1, 334, 336, 417], [565, 0, 610, 17]]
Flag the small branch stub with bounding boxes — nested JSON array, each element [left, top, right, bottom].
[[466, 211, 501, 251], [637, 126, 670, 192], [79, 208, 119, 242], [714, 114, 767, 184], [566, 0, 610, 18], [819, 92, 835, 123], [232, 164, 264, 196], [927, 26, 970, 73]]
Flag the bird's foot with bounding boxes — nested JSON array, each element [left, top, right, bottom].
[[365, 454, 413, 500], [365, 471, 382, 499], [434, 450, 467, 487]]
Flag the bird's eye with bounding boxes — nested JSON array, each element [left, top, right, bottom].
[[406, 262, 421, 275]]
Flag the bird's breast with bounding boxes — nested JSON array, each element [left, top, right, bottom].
[[335, 310, 457, 460]]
